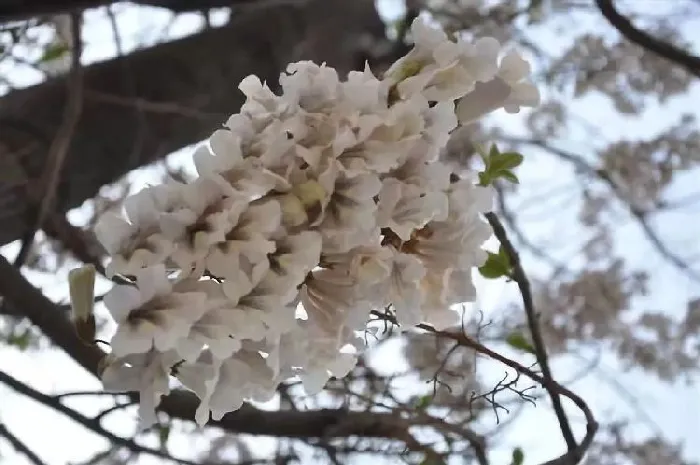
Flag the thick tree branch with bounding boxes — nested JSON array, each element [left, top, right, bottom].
[[0, 253, 429, 441], [595, 0, 700, 78], [0, 0, 257, 21], [0, 370, 201, 465]]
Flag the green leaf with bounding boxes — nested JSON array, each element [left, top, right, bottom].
[[157, 423, 171, 451], [512, 447, 525, 465], [475, 143, 490, 168], [498, 170, 520, 184], [488, 152, 524, 173], [40, 42, 69, 63], [506, 332, 536, 354], [478, 251, 510, 279], [414, 394, 432, 410], [8, 328, 32, 350], [477, 171, 491, 187]]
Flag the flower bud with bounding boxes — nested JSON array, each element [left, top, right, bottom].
[[68, 264, 97, 344]]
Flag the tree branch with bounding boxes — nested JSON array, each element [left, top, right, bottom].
[[14, 12, 84, 268], [595, 0, 700, 78], [418, 324, 598, 465], [0, 421, 47, 465], [0, 253, 433, 441], [501, 136, 700, 283], [0, 370, 201, 465], [483, 211, 577, 452]]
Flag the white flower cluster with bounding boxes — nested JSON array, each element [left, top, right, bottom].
[[95, 18, 538, 426]]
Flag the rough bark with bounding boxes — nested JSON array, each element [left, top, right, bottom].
[[0, 0, 386, 247]]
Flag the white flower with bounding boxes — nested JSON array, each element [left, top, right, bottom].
[[376, 177, 449, 241], [104, 265, 209, 357], [95, 183, 182, 276], [237, 280, 299, 339], [206, 199, 281, 302], [101, 350, 179, 427], [103, 233, 174, 278], [337, 97, 425, 175], [319, 172, 382, 253], [384, 18, 448, 85], [379, 248, 427, 327], [455, 77, 513, 124], [178, 349, 278, 425], [419, 269, 468, 329], [239, 75, 282, 123], [341, 63, 388, 113], [265, 230, 322, 292], [300, 267, 373, 339], [280, 61, 340, 111], [456, 50, 540, 123], [389, 154, 452, 193], [169, 279, 265, 361], [93, 15, 540, 427]]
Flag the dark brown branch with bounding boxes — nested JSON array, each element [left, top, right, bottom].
[[0, 0, 258, 21], [0, 371, 200, 465], [595, 0, 700, 78], [0, 253, 428, 441], [0, 421, 47, 465], [484, 212, 577, 453], [418, 324, 598, 465]]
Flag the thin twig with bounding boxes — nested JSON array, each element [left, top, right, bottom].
[[0, 371, 200, 465], [501, 136, 700, 283], [417, 324, 598, 465], [0, 421, 47, 465]]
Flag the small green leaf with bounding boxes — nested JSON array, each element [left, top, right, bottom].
[[506, 332, 536, 354], [8, 328, 32, 350], [489, 152, 524, 173], [512, 447, 525, 465], [40, 42, 69, 63], [474, 143, 490, 168], [157, 423, 171, 451], [477, 171, 491, 187], [414, 394, 432, 410], [478, 251, 510, 279], [498, 170, 520, 184]]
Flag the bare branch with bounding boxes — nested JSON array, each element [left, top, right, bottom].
[[483, 211, 577, 453], [0, 421, 47, 465], [0, 371, 201, 465], [595, 0, 700, 78], [0, 253, 442, 443]]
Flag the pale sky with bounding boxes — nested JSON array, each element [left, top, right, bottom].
[[1, 1, 699, 464]]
